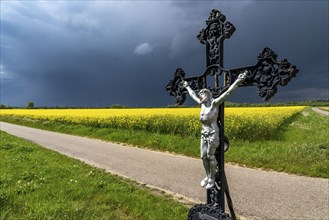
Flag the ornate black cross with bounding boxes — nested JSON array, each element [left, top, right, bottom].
[[166, 9, 298, 220]]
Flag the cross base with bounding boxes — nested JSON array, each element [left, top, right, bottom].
[[187, 204, 232, 220]]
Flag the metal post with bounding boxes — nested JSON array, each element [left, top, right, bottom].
[[218, 103, 225, 212]]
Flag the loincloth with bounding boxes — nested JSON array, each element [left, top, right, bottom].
[[201, 130, 219, 148]]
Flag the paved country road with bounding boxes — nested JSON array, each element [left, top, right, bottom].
[[1, 122, 328, 220]]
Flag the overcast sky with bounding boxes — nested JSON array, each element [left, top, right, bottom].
[[1, 0, 328, 107]]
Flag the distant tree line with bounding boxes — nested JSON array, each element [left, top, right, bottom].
[[165, 100, 329, 108], [223, 100, 329, 108], [0, 104, 13, 109], [0, 99, 328, 109]]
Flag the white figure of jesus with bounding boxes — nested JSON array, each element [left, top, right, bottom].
[[182, 71, 247, 189]]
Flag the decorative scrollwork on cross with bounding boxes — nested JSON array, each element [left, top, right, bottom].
[[253, 48, 298, 100], [166, 68, 187, 105], [197, 9, 235, 66], [236, 47, 299, 101]]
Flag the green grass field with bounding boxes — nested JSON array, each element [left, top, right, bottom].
[[0, 131, 188, 219], [1, 107, 328, 178], [226, 108, 329, 177]]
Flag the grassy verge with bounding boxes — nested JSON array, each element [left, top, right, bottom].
[[0, 116, 200, 158], [226, 110, 328, 177], [1, 107, 328, 178], [0, 131, 188, 219]]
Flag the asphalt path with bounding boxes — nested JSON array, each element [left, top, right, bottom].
[[1, 122, 328, 220]]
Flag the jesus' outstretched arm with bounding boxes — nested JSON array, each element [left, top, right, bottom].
[[213, 71, 248, 105], [182, 81, 202, 104]]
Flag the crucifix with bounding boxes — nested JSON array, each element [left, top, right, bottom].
[[166, 9, 298, 220]]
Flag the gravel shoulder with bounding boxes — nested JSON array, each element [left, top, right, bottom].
[[312, 107, 329, 116]]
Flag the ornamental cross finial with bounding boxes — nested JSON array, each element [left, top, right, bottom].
[[198, 9, 235, 66]]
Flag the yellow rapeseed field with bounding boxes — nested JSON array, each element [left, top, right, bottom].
[[0, 106, 305, 140]]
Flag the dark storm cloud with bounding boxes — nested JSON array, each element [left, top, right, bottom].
[[1, 1, 328, 107]]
